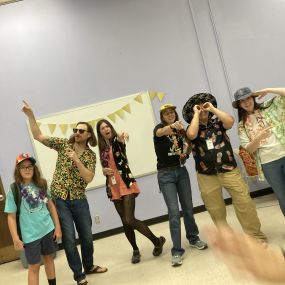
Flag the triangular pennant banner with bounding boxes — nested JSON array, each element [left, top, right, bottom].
[[95, 118, 103, 125], [36, 121, 41, 128], [70, 123, 77, 130], [148, 91, 157, 100], [48, 124, 56, 134], [157, 92, 166, 101], [116, 109, 125, 119], [122, 104, 131, 114], [91, 118, 103, 129], [134, 94, 143, 104], [88, 120, 96, 128], [108, 113, 116, 123], [59, 124, 68, 135]]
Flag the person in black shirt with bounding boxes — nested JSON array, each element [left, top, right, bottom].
[[183, 93, 266, 241], [153, 104, 207, 267]]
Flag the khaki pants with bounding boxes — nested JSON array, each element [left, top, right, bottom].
[[197, 168, 266, 240]]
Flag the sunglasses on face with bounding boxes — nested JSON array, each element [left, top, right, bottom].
[[19, 165, 34, 171], [72, 128, 87, 134]]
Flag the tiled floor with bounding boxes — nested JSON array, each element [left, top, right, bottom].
[[1, 194, 284, 285]]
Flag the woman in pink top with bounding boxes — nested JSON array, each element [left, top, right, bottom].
[[96, 119, 165, 264]]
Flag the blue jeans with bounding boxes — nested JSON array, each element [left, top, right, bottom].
[[55, 198, 94, 282], [262, 156, 285, 216], [157, 166, 199, 256]]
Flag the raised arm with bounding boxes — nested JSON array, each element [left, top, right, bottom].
[[117, 132, 129, 143], [186, 105, 201, 140], [203, 102, 234, 129], [156, 121, 184, 137], [254, 87, 285, 98], [21, 100, 50, 146]]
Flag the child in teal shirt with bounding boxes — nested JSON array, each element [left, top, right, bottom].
[[5, 153, 62, 285]]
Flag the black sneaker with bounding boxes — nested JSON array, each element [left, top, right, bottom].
[[131, 249, 141, 264], [153, 236, 166, 256]]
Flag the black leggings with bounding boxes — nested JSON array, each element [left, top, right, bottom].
[[113, 194, 159, 250]]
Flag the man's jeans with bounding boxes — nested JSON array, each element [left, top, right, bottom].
[[55, 198, 94, 282], [158, 166, 199, 256]]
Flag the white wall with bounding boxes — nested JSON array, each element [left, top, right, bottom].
[[1, 0, 283, 233]]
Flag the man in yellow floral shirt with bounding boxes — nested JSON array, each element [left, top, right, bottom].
[[21, 101, 107, 285]]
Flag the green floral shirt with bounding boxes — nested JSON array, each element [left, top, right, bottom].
[[48, 137, 96, 200], [238, 96, 285, 180]]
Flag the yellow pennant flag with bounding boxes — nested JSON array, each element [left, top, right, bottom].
[[122, 104, 131, 114], [116, 109, 125, 119], [36, 121, 41, 128], [59, 124, 68, 135], [108, 113, 116, 123], [95, 118, 103, 125], [157, 92, 166, 101], [70, 123, 77, 130], [91, 118, 103, 129], [88, 120, 97, 128], [134, 94, 143, 104], [148, 91, 157, 100], [48, 124, 56, 134]]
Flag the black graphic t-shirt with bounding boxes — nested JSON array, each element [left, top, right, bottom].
[[189, 118, 237, 175], [153, 123, 190, 170]]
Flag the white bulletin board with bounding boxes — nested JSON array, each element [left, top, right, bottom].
[[28, 91, 162, 190]]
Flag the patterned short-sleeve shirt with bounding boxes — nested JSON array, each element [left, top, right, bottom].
[[238, 96, 285, 180], [190, 118, 237, 175], [48, 137, 96, 200]]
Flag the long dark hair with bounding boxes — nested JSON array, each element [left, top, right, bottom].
[[14, 162, 47, 192], [69, 121, 97, 147], [236, 97, 263, 123], [160, 109, 179, 126], [96, 119, 118, 155]]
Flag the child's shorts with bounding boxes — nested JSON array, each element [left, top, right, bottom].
[[24, 230, 57, 265]]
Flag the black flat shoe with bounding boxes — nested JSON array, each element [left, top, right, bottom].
[[153, 236, 166, 256], [131, 249, 141, 264]]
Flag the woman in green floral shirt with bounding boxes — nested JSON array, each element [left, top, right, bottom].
[[233, 87, 285, 217]]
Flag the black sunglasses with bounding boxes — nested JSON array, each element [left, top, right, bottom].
[[73, 128, 87, 134]]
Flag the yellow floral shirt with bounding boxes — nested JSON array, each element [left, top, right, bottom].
[[48, 137, 96, 200]]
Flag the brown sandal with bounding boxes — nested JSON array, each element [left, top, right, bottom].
[[77, 279, 88, 285]]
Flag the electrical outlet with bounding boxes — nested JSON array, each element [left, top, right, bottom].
[[94, 215, 100, 224]]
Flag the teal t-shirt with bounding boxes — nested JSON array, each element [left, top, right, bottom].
[[4, 182, 55, 244]]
